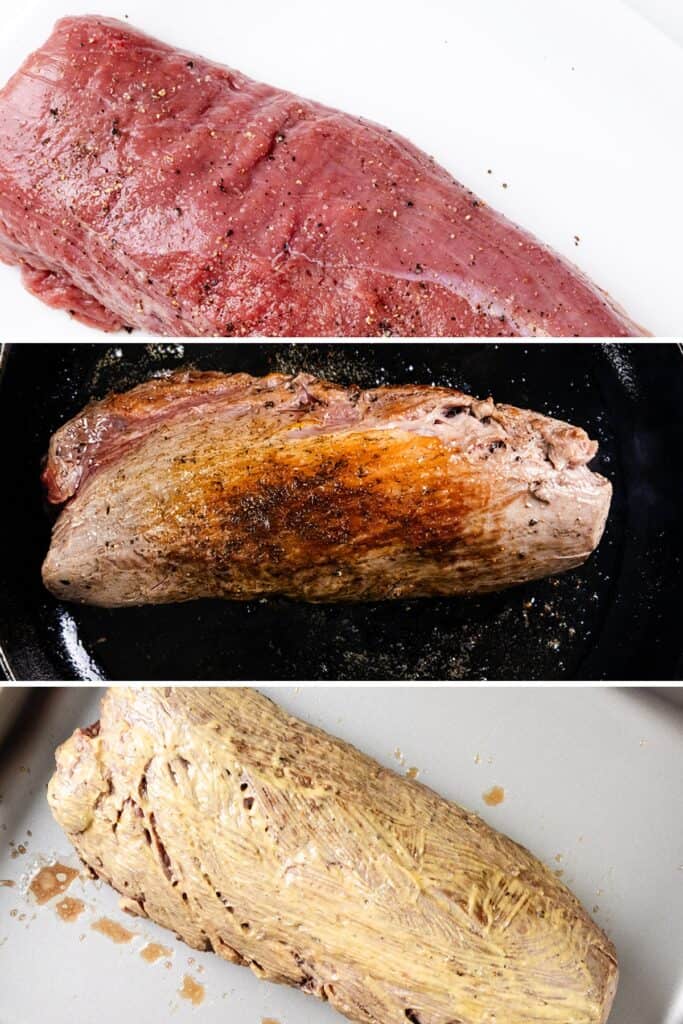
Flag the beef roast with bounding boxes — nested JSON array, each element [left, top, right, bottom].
[[41, 370, 611, 607], [48, 687, 618, 1024], [0, 16, 642, 337]]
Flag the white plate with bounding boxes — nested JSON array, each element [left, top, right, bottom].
[[1, 0, 682, 337], [0, 686, 682, 1024]]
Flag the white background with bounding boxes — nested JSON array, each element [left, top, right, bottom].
[[1, 687, 682, 1024], [1, 0, 682, 338]]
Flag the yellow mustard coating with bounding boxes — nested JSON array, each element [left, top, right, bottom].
[[48, 688, 617, 1024]]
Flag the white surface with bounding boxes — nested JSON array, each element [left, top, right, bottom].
[[624, 0, 683, 46], [1, 0, 682, 337], [0, 687, 682, 1024]]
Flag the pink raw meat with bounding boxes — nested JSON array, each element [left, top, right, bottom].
[[0, 16, 644, 336]]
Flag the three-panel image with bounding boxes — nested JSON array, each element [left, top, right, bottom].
[[1, 4, 681, 1024]]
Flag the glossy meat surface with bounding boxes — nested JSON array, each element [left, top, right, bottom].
[[48, 687, 619, 1024], [0, 17, 642, 336], [41, 370, 611, 607]]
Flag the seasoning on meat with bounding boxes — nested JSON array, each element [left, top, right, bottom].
[[48, 687, 619, 1024], [41, 370, 611, 607], [0, 17, 643, 336]]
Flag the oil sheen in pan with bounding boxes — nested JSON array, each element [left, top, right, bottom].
[[0, 342, 681, 682]]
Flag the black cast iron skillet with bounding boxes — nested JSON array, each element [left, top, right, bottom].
[[1, 341, 681, 681]]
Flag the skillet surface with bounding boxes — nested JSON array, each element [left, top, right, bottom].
[[1, 341, 681, 681]]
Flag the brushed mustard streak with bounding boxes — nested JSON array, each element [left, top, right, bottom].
[[48, 688, 617, 1024]]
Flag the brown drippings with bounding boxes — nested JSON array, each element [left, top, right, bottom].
[[91, 917, 136, 944], [0, 879, 15, 888], [179, 974, 205, 1006], [140, 942, 172, 963], [483, 785, 505, 807], [29, 863, 79, 904], [262, 1019, 282, 1024], [56, 896, 85, 922], [405, 766, 420, 780]]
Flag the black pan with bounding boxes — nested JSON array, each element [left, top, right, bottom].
[[1, 341, 681, 681]]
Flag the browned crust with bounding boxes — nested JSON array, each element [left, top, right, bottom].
[[41, 371, 611, 605]]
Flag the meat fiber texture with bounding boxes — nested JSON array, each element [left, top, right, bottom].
[[48, 688, 619, 1024], [0, 16, 643, 337], [41, 370, 612, 607]]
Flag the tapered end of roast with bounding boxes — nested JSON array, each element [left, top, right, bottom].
[[42, 534, 98, 606], [595, 949, 619, 1024], [47, 720, 108, 836], [42, 544, 82, 605]]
